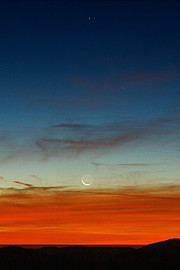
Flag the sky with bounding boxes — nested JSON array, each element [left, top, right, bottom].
[[0, 0, 180, 245]]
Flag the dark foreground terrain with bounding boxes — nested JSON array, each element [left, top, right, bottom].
[[0, 238, 180, 270]]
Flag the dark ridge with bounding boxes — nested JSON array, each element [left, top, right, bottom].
[[0, 239, 180, 270], [37, 246, 62, 254], [140, 238, 180, 252], [3, 245, 25, 250], [0, 245, 33, 253]]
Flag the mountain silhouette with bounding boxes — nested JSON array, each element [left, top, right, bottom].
[[0, 239, 179, 270], [140, 238, 180, 253]]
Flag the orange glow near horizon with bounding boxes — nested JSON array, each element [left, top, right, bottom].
[[0, 186, 180, 245]]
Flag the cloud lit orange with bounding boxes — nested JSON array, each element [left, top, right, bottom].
[[0, 185, 180, 245]]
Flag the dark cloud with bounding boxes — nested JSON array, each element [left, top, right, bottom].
[[52, 123, 88, 129], [0, 114, 179, 163], [0, 176, 33, 188], [0, 185, 80, 197], [13, 181, 33, 187], [0, 153, 20, 164], [35, 115, 180, 159], [35, 134, 133, 158], [91, 162, 161, 167], [31, 174, 42, 183], [0, 183, 180, 198]]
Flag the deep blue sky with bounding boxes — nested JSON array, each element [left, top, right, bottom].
[[0, 0, 179, 188]]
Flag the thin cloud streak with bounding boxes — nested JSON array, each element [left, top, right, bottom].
[[31, 174, 42, 184], [13, 181, 33, 187], [52, 124, 88, 129], [35, 115, 180, 159], [0, 176, 33, 188], [0, 114, 179, 163], [35, 135, 132, 157], [91, 162, 162, 167]]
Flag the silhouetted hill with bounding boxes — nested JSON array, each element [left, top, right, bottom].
[[137, 239, 180, 270], [0, 239, 180, 270], [140, 238, 180, 253], [37, 246, 61, 254]]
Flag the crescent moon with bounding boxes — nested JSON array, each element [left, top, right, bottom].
[[81, 174, 94, 186], [81, 179, 91, 186]]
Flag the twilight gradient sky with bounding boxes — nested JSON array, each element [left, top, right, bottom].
[[0, 0, 180, 244]]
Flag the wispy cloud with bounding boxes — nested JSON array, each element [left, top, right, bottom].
[[13, 181, 33, 187], [35, 115, 180, 159], [35, 135, 134, 160], [0, 114, 179, 163], [0, 176, 33, 188], [91, 162, 161, 167], [52, 123, 89, 129], [31, 174, 42, 184]]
